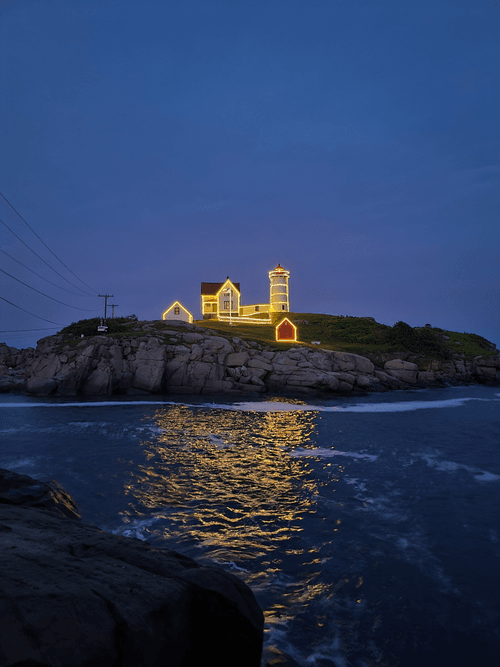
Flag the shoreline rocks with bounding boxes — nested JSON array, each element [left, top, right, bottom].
[[0, 468, 264, 667], [1, 326, 499, 398]]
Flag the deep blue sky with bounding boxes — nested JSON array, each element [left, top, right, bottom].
[[1, 0, 499, 350]]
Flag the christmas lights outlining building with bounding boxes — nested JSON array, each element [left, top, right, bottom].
[[162, 300, 193, 323], [201, 264, 290, 322]]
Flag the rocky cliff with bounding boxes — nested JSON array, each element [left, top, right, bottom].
[[0, 468, 264, 667], [1, 321, 499, 396]]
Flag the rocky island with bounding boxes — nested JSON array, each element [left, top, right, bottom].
[[0, 316, 498, 396]]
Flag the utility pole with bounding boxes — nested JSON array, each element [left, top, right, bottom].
[[109, 304, 119, 319], [99, 294, 113, 322]]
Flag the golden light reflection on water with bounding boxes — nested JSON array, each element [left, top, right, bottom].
[[124, 403, 323, 564]]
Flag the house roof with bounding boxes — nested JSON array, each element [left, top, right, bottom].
[[276, 317, 296, 330], [201, 281, 240, 295]]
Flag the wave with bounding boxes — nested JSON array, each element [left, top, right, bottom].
[[422, 455, 500, 482], [1, 395, 498, 414], [212, 397, 498, 413], [0, 400, 176, 409]]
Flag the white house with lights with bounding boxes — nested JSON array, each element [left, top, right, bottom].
[[162, 300, 193, 323], [201, 264, 290, 323]]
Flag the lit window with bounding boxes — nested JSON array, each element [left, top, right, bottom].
[[174, 307, 180, 315], [255, 306, 260, 312], [224, 301, 229, 309]]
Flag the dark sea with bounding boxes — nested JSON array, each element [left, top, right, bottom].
[[1, 386, 499, 667]]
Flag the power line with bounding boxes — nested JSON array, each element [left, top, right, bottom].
[[0, 216, 95, 297], [0, 248, 98, 297], [0, 327, 59, 333], [0, 295, 64, 325], [0, 191, 98, 294], [0, 268, 100, 311]]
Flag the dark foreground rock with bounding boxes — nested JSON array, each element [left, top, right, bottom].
[[0, 469, 264, 667]]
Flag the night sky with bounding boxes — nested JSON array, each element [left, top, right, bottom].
[[1, 0, 499, 350]]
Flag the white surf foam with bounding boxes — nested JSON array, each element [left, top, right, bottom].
[[0, 400, 177, 408], [1, 395, 497, 414], [327, 397, 496, 413], [110, 515, 163, 541], [422, 455, 500, 482], [0, 457, 38, 469], [212, 396, 499, 413]]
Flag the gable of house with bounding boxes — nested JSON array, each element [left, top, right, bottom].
[[201, 279, 241, 319], [162, 300, 193, 323]]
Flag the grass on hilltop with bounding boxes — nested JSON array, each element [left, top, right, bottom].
[[56, 314, 496, 361], [195, 313, 496, 359]]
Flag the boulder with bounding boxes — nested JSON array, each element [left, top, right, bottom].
[[29, 352, 63, 378], [374, 370, 407, 390], [0, 376, 27, 393], [26, 377, 58, 396], [332, 352, 374, 374], [130, 341, 168, 392], [385, 369, 418, 384], [190, 361, 213, 381], [83, 365, 113, 395], [0, 468, 80, 519], [286, 370, 320, 387], [319, 373, 340, 391], [248, 357, 273, 371], [355, 375, 383, 390], [473, 356, 500, 384], [384, 359, 418, 372], [189, 344, 204, 361], [308, 352, 332, 372], [417, 371, 438, 384], [56, 370, 79, 396], [226, 351, 250, 367], [0, 470, 264, 667]]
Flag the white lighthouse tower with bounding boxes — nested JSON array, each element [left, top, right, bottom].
[[269, 263, 290, 313]]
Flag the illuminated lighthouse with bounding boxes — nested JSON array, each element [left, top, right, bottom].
[[269, 263, 290, 313]]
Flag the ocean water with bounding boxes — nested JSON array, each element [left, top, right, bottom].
[[1, 386, 499, 666]]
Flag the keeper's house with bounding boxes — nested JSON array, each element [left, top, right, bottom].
[[201, 279, 241, 320], [201, 264, 290, 322]]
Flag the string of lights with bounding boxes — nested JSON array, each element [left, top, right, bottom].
[[0, 296, 64, 325], [0, 268, 100, 311], [0, 191, 98, 295], [0, 217, 96, 297]]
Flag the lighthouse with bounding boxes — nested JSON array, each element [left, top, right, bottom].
[[269, 263, 290, 313]]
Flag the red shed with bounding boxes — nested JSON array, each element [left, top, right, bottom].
[[276, 317, 297, 342]]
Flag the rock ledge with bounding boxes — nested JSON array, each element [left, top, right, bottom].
[[0, 468, 264, 667]]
